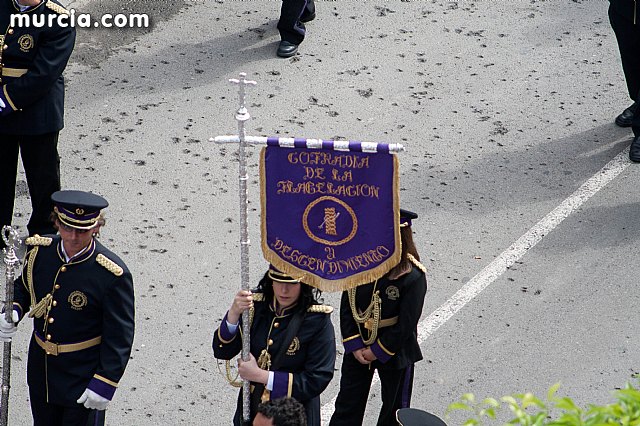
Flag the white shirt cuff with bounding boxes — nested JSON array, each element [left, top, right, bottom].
[[266, 371, 274, 391], [225, 320, 239, 334]]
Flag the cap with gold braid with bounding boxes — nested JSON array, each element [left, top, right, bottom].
[[267, 265, 302, 284], [51, 190, 108, 230], [400, 209, 418, 228]]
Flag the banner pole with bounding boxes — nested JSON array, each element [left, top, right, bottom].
[[229, 73, 257, 423], [0, 226, 20, 426]]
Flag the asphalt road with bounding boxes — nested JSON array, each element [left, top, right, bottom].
[[4, 0, 640, 425]]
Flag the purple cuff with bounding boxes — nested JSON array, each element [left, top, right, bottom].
[[0, 90, 12, 117], [217, 312, 239, 343], [270, 371, 292, 399], [87, 375, 116, 400], [342, 335, 365, 354], [370, 340, 393, 364]]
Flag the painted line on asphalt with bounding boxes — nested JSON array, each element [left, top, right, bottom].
[[321, 145, 631, 423]]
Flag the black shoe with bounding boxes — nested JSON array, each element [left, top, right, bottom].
[[300, 11, 316, 23], [615, 102, 637, 127], [630, 135, 640, 163], [277, 41, 298, 58]]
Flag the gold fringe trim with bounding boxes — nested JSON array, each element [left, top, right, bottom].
[[46, 2, 69, 15], [25, 235, 52, 246], [407, 253, 427, 274], [307, 304, 333, 314], [96, 254, 123, 276]]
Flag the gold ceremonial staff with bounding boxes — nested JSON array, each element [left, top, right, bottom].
[[1, 226, 21, 426]]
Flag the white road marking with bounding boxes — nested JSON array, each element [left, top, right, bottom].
[[320, 146, 631, 424]]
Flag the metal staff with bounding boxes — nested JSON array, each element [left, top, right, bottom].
[[229, 73, 257, 423], [1, 226, 21, 426]]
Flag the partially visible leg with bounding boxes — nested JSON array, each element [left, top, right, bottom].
[[276, 0, 309, 57], [329, 354, 375, 426], [376, 365, 415, 426], [0, 134, 21, 244], [20, 132, 60, 236], [30, 390, 63, 426]]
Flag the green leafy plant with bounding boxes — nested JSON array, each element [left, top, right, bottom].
[[447, 379, 640, 426]]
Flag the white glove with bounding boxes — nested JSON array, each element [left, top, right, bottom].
[[77, 388, 110, 410], [0, 97, 5, 111], [0, 309, 19, 343]]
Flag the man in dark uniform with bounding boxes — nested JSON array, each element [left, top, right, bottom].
[[330, 209, 428, 426], [0, 0, 76, 248], [609, 0, 640, 161], [213, 266, 335, 426], [276, 0, 315, 58], [0, 190, 135, 426]]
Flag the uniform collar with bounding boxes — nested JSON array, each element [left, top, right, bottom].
[[270, 299, 299, 317], [11, 0, 45, 13], [57, 238, 96, 264]]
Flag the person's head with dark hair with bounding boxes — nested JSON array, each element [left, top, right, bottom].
[[253, 397, 307, 426], [388, 208, 421, 280], [257, 266, 322, 313]]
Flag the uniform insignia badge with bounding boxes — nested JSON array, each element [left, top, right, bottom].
[[68, 291, 88, 310], [75, 208, 85, 215], [386, 285, 399, 300], [18, 34, 34, 53], [286, 337, 300, 355]]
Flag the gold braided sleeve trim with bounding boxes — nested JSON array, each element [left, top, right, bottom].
[[407, 253, 427, 274], [253, 293, 264, 302], [307, 304, 333, 314], [46, 2, 69, 15], [25, 236, 52, 246], [96, 254, 124, 276]]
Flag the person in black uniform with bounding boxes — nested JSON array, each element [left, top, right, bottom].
[[276, 0, 315, 58], [0, 0, 76, 248], [0, 190, 135, 426], [329, 209, 428, 426], [609, 0, 640, 161], [213, 266, 335, 426]]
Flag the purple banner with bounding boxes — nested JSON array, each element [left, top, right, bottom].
[[260, 146, 400, 292]]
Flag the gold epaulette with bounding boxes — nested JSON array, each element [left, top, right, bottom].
[[96, 254, 123, 277], [253, 293, 264, 302], [25, 235, 52, 247], [407, 253, 427, 274], [307, 304, 333, 314], [46, 1, 69, 15]]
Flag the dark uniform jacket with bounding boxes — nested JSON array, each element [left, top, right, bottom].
[[340, 262, 427, 370], [12, 234, 135, 406], [213, 292, 336, 426], [0, 0, 76, 135]]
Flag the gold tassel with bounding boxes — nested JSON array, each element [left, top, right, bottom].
[[29, 294, 52, 319], [257, 349, 272, 370]]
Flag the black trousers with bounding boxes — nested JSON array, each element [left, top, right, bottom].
[[329, 354, 415, 426], [609, 6, 640, 136], [29, 390, 105, 426], [0, 132, 60, 241], [277, 0, 314, 44]]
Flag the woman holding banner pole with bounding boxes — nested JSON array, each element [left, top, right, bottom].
[[330, 209, 428, 426], [213, 266, 335, 426]]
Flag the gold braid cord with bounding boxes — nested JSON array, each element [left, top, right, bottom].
[[220, 304, 257, 388], [348, 280, 381, 346]]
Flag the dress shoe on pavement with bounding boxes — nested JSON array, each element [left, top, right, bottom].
[[277, 41, 298, 58], [630, 135, 640, 163], [615, 102, 637, 127], [300, 11, 316, 23]]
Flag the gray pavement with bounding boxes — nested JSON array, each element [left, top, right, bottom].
[[4, 0, 640, 424]]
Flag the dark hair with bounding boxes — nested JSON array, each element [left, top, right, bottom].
[[256, 272, 322, 312], [387, 225, 421, 280], [256, 397, 307, 426]]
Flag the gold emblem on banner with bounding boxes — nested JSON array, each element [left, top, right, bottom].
[[18, 34, 34, 52], [302, 196, 358, 246], [68, 291, 88, 310]]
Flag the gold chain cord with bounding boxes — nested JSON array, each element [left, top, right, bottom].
[[348, 280, 381, 346]]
